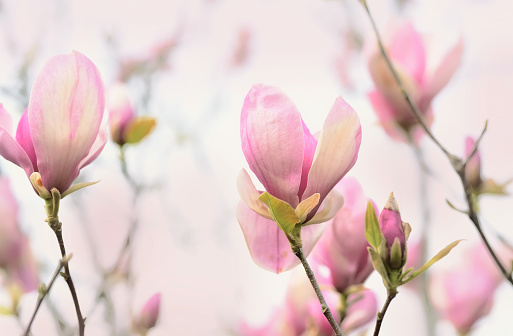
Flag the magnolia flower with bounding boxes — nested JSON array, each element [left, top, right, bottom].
[[368, 22, 463, 142], [237, 84, 361, 273], [430, 243, 502, 335], [0, 51, 106, 197], [311, 177, 376, 293]]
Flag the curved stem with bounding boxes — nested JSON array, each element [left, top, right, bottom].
[[373, 290, 397, 336], [360, 0, 513, 287], [293, 246, 345, 336], [23, 257, 69, 336], [52, 226, 85, 336]]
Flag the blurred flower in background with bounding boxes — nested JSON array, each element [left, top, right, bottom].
[[367, 22, 463, 143]]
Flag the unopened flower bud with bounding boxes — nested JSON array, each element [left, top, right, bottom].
[[379, 193, 406, 270], [134, 293, 161, 333], [465, 136, 482, 190]]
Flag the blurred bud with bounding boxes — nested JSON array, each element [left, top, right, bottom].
[[379, 193, 406, 271], [134, 293, 161, 333], [107, 82, 156, 146], [465, 136, 482, 190]]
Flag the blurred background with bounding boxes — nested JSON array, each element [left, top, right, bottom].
[[0, 0, 512, 335]]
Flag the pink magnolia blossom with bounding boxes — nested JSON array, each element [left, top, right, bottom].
[[368, 23, 463, 142], [311, 177, 376, 293], [430, 243, 502, 335], [0, 51, 106, 196], [237, 84, 362, 273]]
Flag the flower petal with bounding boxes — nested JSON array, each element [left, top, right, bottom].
[[240, 84, 304, 207], [422, 37, 463, 107], [0, 104, 12, 133], [237, 202, 324, 273], [302, 97, 361, 220], [78, 124, 108, 170], [298, 119, 317, 200], [28, 51, 105, 192], [0, 128, 34, 177], [388, 23, 426, 85], [236, 168, 271, 220], [15, 110, 37, 170]]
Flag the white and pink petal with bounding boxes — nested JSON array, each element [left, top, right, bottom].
[[240, 84, 305, 207]]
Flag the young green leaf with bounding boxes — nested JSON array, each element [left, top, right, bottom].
[[401, 240, 463, 284], [258, 192, 299, 235], [365, 201, 382, 249], [124, 116, 157, 144], [368, 247, 391, 289]]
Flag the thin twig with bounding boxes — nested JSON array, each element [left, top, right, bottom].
[[373, 290, 397, 336], [361, 0, 513, 286], [22, 256, 71, 336], [53, 228, 85, 336], [293, 247, 345, 336]]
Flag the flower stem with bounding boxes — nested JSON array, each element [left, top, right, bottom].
[[45, 189, 85, 336], [293, 246, 345, 336], [372, 289, 397, 336], [52, 225, 85, 336], [22, 256, 70, 336], [360, 0, 513, 287]]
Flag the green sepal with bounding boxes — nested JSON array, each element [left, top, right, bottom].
[[61, 180, 101, 198], [401, 240, 463, 285], [258, 192, 299, 235], [368, 247, 392, 289], [124, 116, 157, 144], [365, 201, 382, 249]]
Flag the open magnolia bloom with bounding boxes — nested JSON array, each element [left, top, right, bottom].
[[368, 22, 463, 143], [237, 84, 361, 273], [0, 51, 106, 197]]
